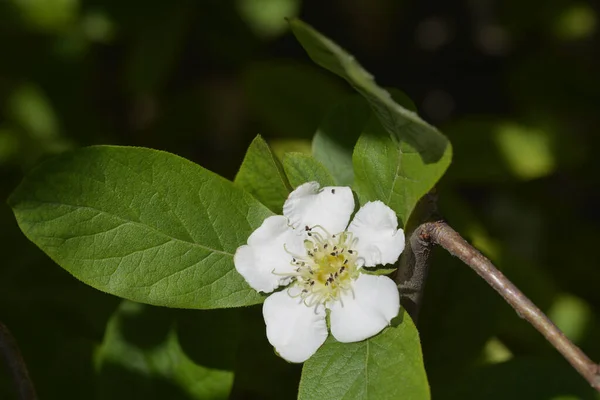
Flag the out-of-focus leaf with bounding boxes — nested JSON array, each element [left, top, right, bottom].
[[9, 146, 271, 309], [482, 338, 513, 364], [235, 135, 291, 212], [299, 311, 430, 400], [554, 3, 597, 40], [10, 0, 78, 32], [494, 122, 555, 180], [282, 152, 335, 188], [236, 0, 300, 38], [242, 61, 347, 138], [96, 301, 234, 400], [7, 84, 72, 161], [548, 294, 592, 344], [81, 10, 116, 43], [312, 95, 370, 186]]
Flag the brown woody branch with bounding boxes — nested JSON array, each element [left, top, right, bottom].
[[395, 191, 438, 321], [0, 322, 37, 400], [414, 220, 600, 392]]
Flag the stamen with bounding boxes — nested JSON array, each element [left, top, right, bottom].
[[277, 225, 360, 308]]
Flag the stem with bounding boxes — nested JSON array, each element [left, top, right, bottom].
[[0, 322, 37, 400], [416, 221, 600, 392], [395, 228, 433, 321], [395, 191, 438, 322]]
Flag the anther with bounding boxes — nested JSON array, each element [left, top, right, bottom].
[[331, 189, 335, 194], [348, 250, 353, 254], [330, 252, 336, 256]]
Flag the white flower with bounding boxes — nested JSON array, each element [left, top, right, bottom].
[[234, 182, 405, 363]]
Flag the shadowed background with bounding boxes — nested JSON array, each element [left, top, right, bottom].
[[1, 0, 599, 399]]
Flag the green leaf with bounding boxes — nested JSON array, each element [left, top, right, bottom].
[[96, 301, 234, 400], [234, 135, 291, 212], [289, 18, 452, 225], [9, 146, 272, 309], [282, 152, 336, 188], [353, 118, 450, 226], [298, 311, 430, 400], [289, 19, 449, 160], [312, 95, 371, 186]]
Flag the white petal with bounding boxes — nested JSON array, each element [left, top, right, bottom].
[[347, 201, 405, 267], [283, 181, 354, 235], [329, 274, 399, 343], [263, 290, 328, 363], [234, 215, 304, 293]]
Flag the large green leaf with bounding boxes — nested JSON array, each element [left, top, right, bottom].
[[289, 18, 452, 225], [8, 146, 272, 309], [298, 311, 430, 400], [353, 118, 450, 225], [96, 301, 234, 400], [234, 135, 291, 212], [282, 152, 335, 188]]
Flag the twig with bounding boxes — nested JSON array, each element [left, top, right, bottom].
[[0, 322, 37, 400], [395, 191, 437, 322], [395, 227, 434, 321], [415, 220, 600, 392]]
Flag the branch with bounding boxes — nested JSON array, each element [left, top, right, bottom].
[[415, 221, 600, 392], [395, 191, 437, 322], [0, 322, 37, 400]]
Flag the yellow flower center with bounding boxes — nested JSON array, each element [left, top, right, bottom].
[[286, 226, 360, 307]]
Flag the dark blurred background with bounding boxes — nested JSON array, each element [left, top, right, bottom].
[[1, 0, 600, 399]]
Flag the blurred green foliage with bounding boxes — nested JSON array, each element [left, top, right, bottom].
[[1, 0, 600, 399]]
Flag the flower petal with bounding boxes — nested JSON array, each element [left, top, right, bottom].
[[329, 274, 399, 343], [263, 290, 328, 363], [347, 201, 405, 267], [234, 215, 304, 293], [283, 181, 354, 235]]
